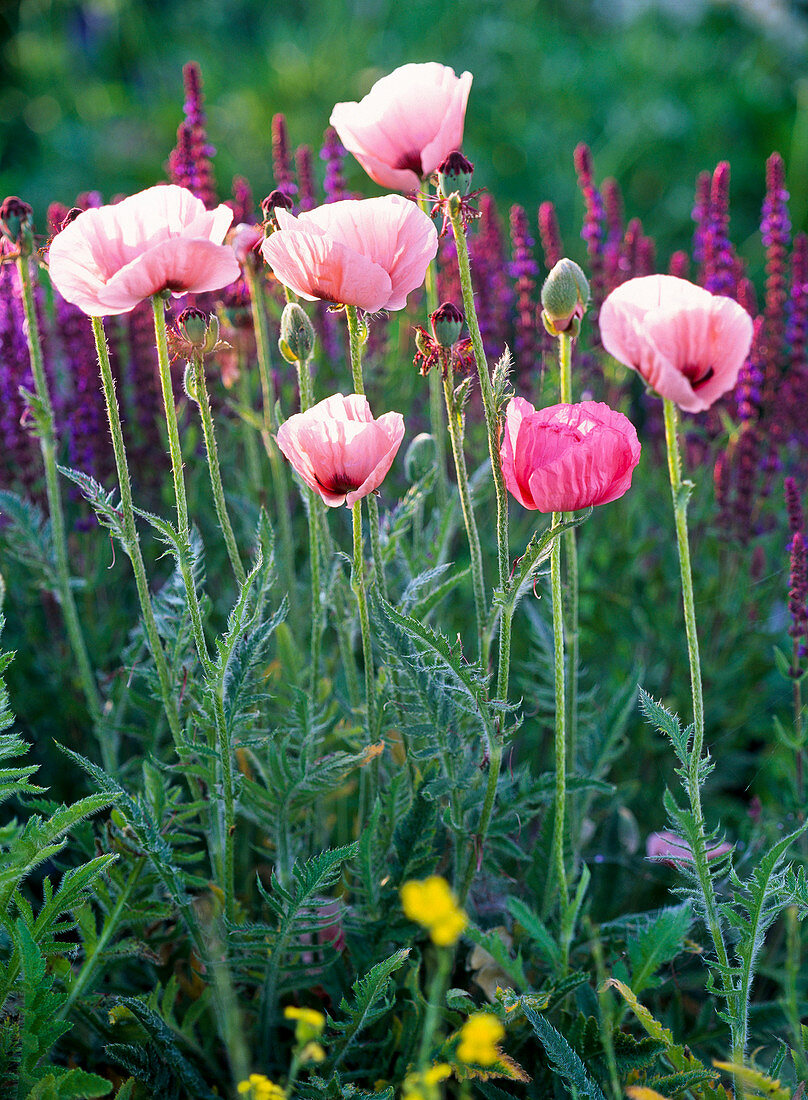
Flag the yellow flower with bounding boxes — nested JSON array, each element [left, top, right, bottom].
[[300, 1041, 326, 1064], [236, 1074, 286, 1100], [456, 1012, 505, 1066], [400, 877, 467, 946], [283, 1004, 326, 1043], [402, 1063, 452, 1100]]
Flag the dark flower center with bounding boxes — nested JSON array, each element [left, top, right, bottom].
[[684, 364, 715, 389], [395, 151, 423, 175], [315, 472, 360, 495]]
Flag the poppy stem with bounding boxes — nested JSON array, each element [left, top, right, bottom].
[[244, 266, 297, 621], [293, 346, 325, 696], [89, 317, 183, 751], [662, 397, 737, 1051], [151, 298, 213, 674], [418, 193, 449, 512], [351, 499, 376, 740], [15, 256, 104, 739], [558, 333, 581, 818], [188, 351, 247, 587], [440, 351, 487, 662], [345, 305, 387, 600], [152, 298, 236, 925], [550, 513, 570, 973]]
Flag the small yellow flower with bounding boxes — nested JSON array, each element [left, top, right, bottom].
[[236, 1073, 286, 1100], [400, 876, 467, 946], [456, 1012, 505, 1066], [283, 1004, 326, 1044]]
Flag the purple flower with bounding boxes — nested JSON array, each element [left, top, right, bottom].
[[272, 114, 297, 199], [508, 204, 539, 381], [295, 145, 317, 211], [573, 143, 606, 324], [538, 201, 563, 272], [320, 127, 349, 203], [168, 62, 218, 210]]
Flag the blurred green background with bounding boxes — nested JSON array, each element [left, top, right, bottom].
[[2, 0, 808, 266]]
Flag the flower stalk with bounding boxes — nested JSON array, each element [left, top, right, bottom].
[[351, 499, 376, 739], [418, 194, 449, 511], [89, 316, 183, 749], [188, 351, 247, 586]]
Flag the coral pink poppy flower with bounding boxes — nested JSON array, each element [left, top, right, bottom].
[[47, 184, 240, 317], [330, 62, 473, 192], [261, 196, 438, 313], [599, 274, 754, 413], [646, 830, 732, 867], [276, 393, 405, 508], [500, 397, 641, 513]]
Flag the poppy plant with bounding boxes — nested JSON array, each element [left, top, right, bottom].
[[276, 393, 405, 508], [500, 397, 641, 514], [47, 184, 240, 317], [599, 274, 754, 413], [261, 196, 437, 313], [330, 62, 473, 193]]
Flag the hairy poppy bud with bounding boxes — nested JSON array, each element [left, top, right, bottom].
[[279, 302, 316, 363], [404, 432, 436, 482], [0, 196, 33, 250], [541, 258, 590, 338], [430, 302, 463, 347], [437, 151, 474, 199], [261, 189, 294, 232]]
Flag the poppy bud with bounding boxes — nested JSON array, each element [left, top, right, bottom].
[[541, 258, 590, 338], [430, 302, 463, 347], [279, 302, 316, 363], [261, 189, 294, 232], [0, 196, 33, 249], [437, 151, 474, 199], [404, 432, 436, 482]]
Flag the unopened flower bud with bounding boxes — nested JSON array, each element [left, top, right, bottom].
[[541, 258, 590, 337], [60, 208, 83, 231], [0, 196, 33, 248], [175, 308, 221, 355], [279, 302, 316, 363], [437, 151, 474, 199], [404, 432, 437, 482], [231, 222, 263, 267], [430, 302, 463, 347], [261, 189, 294, 232]]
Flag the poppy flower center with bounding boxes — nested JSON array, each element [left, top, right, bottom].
[[315, 472, 361, 495], [394, 151, 423, 175], [683, 363, 715, 389]]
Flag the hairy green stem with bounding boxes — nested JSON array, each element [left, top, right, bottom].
[[345, 305, 387, 600], [351, 500, 376, 739], [237, 352, 263, 497], [448, 200, 510, 600], [151, 299, 213, 673], [416, 947, 453, 1072], [153, 300, 236, 923], [549, 518, 569, 972], [418, 194, 449, 511], [440, 352, 486, 661], [244, 267, 296, 611], [16, 257, 103, 733], [295, 349, 324, 695], [557, 332, 580, 766], [189, 352, 247, 586], [90, 317, 182, 749], [662, 398, 736, 1057]]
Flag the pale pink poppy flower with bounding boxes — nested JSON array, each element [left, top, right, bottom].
[[646, 830, 732, 867], [261, 196, 438, 313], [230, 221, 264, 266], [500, 397, 641, 513], [47, 184, 240, 317], [330, 62, 473, 192], [599, 274, 754, 413], [276, 393, 405, 508]]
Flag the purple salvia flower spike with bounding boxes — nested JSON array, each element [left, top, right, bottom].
[[321, 127, 349, 203], [295, 145, 317, 212], [692, 169, 711, 273], [538, 201, 563, 271], [573, 143, 606, 333], [272, 114, 297, 198], [508, 204, 539, 383], [703, 162, 737, 298], [602, 177, 624, 290]]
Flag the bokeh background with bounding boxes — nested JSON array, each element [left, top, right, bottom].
[[2, 0, 808, 271]]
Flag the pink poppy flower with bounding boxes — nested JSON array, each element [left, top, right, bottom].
[[261, 196, 438, 313], [276, 393, 405, 508], [330, 62, 473, 192], [500, 397, 641, 513], [599, 274, 754, 413], [646, 830, 732, 867], [47, 184, 240, 317]]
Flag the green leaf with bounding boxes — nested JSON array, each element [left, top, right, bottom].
[[522, 1002, 607, 1100], [329, 948, 411, 1069]]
